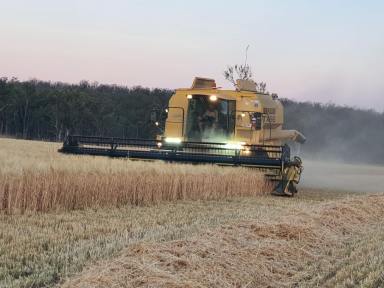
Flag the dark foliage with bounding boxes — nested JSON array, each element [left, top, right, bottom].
[[0, 78, 172, 141]]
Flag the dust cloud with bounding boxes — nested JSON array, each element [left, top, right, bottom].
[[300, 159, 384, 193]]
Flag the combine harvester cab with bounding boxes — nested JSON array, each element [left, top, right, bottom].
[[60, 77, 305, 196]]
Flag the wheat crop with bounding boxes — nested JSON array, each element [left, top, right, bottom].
[[0, 138, 270, 214]]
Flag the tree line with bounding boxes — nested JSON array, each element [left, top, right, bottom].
[[0, 78, 171, 141], [1, 78, 383, 164]]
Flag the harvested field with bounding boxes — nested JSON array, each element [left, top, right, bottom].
[[0, 187, 372, 288], [61, 195, 384, 288], [0, 138, 383, 288], [0, 138, 269, 213]]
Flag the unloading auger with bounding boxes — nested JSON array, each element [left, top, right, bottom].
[[59, 77, 305, 196]]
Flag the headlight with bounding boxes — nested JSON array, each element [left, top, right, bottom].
[[165, 137, 182, 144], [224, 142, 245, 150]]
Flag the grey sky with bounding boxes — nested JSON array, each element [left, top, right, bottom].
[[1, 0, 383, 111]]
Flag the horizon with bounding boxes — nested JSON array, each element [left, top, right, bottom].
[[2, 76, 383, 114], [1, 0, 384, 112]]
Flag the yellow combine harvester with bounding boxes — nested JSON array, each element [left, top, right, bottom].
[[60, 77, 305, 196]]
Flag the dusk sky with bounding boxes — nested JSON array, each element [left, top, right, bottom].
[[1, 0, 383, 111]]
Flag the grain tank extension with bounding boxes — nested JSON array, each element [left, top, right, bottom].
[[59, 77, 305, 196]]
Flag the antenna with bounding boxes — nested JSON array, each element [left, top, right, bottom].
[[244, 45, 250, 66]]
